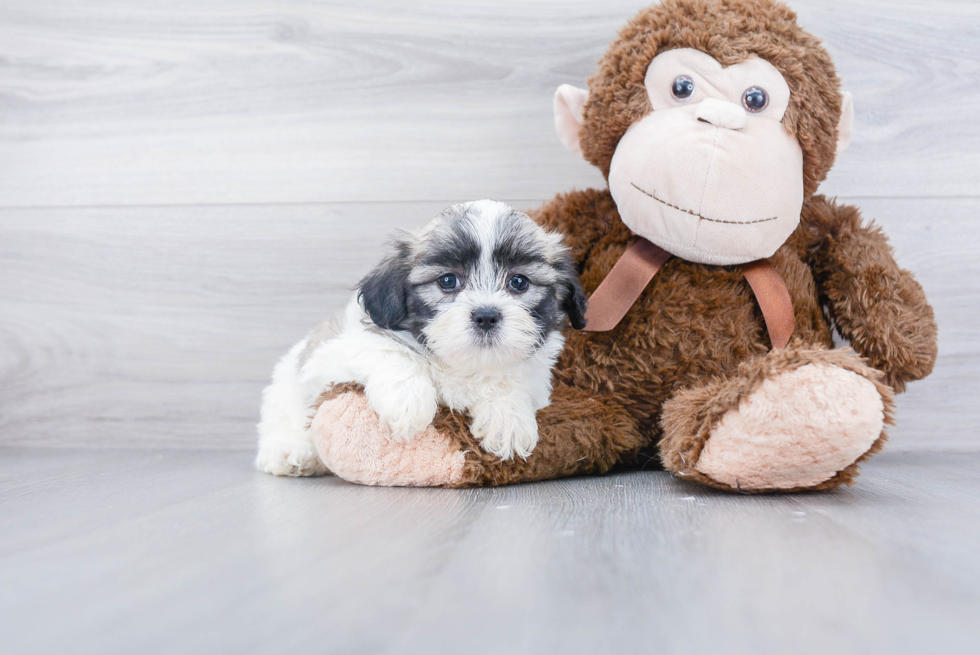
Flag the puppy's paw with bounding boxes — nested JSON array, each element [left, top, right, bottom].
[[470, 403, 539, 461], [255, 435, 330, 477], [368, 376, 439, 442]]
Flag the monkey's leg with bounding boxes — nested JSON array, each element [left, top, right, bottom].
[[310, 383, 643, 487], [659, 345, 895, 492]]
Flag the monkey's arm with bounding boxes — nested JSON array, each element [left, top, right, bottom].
[[799, 195, 938, 392], [312, 383, 644, 487], [526, 188, 621, 264]]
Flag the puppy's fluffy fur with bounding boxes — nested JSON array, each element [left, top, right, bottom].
[[255, 200, 587, 476]]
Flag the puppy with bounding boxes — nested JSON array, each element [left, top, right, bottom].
[[255, 200, 588, 476]]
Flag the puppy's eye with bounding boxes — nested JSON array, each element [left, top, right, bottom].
[[671, 75, 695, 101], [742, 86, 769, 113], [437, 273, 460, 291], [508, 274, 529, 293]]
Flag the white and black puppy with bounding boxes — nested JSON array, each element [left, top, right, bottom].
[[255, 200, 587, 476]]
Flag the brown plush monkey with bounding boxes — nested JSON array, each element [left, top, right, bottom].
[[310, 0, 937, 492]]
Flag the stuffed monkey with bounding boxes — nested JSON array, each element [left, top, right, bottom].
[[310, 0, 937, 492]]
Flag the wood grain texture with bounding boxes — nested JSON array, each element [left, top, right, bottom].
[[0, 0, 978, 207], [1, 448, 978, 655], [0, 197, 974, 450], [0, 201, 446, 448]]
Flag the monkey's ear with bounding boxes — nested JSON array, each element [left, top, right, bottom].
[[836, 91, 854, 156], [554, 84, 589, 158]]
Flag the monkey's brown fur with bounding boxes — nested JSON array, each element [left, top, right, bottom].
[[318, 0, 937, 492]]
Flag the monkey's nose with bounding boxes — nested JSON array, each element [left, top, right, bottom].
[[472, 307, 502, 331], [695, 98, 746, 130]]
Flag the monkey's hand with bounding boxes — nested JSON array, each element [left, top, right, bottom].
[[800, 195, 938, 392]]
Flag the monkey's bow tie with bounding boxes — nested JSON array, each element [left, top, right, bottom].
[[582, 237, 795, 350]]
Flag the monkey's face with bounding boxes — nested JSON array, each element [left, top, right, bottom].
[[553, 3, 854, 265], [607, 49, 803, 265]]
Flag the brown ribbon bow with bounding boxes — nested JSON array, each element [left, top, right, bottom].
[[582, 237, 795, 350]]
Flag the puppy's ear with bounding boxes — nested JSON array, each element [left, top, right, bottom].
[[357, 242, 412, 330], [555, 250, 588, 330]]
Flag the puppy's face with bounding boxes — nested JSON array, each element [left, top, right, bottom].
[[358, 200, 587, 370]]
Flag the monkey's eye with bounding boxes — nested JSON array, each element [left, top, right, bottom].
[[437, 273, 460, 291], [671, 76, 695, 101], [742, 87, 769, 113], [508, 274, 529, 293]]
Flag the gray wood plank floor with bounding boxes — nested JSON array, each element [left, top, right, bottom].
[[2, 448, 978, 655]]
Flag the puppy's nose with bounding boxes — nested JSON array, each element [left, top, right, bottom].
[[472, 307, 502, 331]]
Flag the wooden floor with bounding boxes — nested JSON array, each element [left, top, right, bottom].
[[2, 448, 979, 655], [2, 1, 979, 653]]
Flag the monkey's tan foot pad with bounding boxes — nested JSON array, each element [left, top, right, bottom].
[[694, 363, 885, 491], [311, 392, 465, 487]]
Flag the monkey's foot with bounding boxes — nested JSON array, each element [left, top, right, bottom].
[[311, 392, 466, 487], [660, 347, 895, 492]]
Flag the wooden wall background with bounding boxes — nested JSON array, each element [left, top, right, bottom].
[[1, 0, 977, 450]]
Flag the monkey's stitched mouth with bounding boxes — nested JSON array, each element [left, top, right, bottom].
[[631, 183, 777, 225]]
